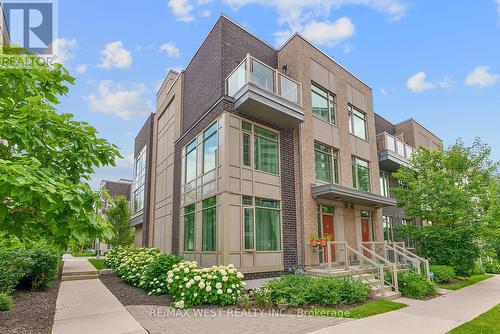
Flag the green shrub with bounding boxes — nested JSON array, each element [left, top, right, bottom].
[[0, 249, 32, 293], [430, 265, 455, 283], [263, 274, 370, 307], [398, 272, 437, 299], [484, 260, 500, 274], [114, 248, 160, 287], [0, 292, 13, 311], [19, 244, 61, 290], [140, 253, 183, 295], [167, 261, 245, 309], [250, 287, 273, 309]]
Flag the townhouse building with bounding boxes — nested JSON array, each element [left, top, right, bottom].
[[131, 15, 441, 282]]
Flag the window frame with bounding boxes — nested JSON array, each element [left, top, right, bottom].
[[314, 141, 340, 184], [348, 104, 368, 140], [311, 82, 336, 125], [241, 120, 280, 175], [202, 122, 218, 173], [242, 195, 281, 252], [379, 170, 390, 197], [131, 145, 147, 213], [201, 196, 217, 252], [185, 139, 197, 183], [352, 156, 371, 192], [183, 204, 196, 252]]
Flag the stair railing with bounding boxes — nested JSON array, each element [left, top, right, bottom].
[[392, 242, 430, 278], [359, 244, 399, 293]]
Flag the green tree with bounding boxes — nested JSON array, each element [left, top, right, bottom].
[[0, 48, 120, 249], [106, 196, 134, 247]]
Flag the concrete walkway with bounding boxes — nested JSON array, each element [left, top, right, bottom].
[[52, 256, 147, 334], [308, 275, 500, 334]]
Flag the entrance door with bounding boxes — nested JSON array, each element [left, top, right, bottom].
[[361, 219, 370, 256], [322, 215, 335, 262]]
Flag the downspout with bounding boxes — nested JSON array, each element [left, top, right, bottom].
[[298, 124, 306, 269]]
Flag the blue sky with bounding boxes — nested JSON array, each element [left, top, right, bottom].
[[47, 0, 500, 188]]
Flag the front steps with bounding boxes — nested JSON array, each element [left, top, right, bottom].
[[61, 270, 99, 281]]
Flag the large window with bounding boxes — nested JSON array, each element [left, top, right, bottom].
[[242, 196, 281, 251], [383, 215, 393, 242], [352, 156, 371, 192], [131, 146, 147, 213], [348, 105, 367, 140], [203, 123, 218, 173], [242, 121, 279, 174], [379, 171, 390, 197], [183, 204, 195, 251], [314, 142, 339, 184], [185, 139, 197, 183], [311, 83, 336, 124], [202, 196, 217, 251]]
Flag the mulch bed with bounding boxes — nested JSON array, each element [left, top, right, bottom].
[[100, 272, 171, 306], [0, 278, 61, 334]]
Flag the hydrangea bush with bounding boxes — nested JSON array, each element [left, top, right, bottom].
[[167, 261, 246, 308], [106, 247, 161, 287], [140, 253, 183, 295]]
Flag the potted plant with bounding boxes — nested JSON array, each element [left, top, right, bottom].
[[309, 235, 320, 247], [276, 297, 289, 311], [320, 234, 332, 247]]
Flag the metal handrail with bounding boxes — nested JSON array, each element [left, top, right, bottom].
[[359, 244, 399, 292], [393, 243, 430, 278]]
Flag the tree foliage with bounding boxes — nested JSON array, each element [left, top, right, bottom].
[[0, 49, 120, 249], [393, 138, 498, 226], [106, 196, 134, 247]]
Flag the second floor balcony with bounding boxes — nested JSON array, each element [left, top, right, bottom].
[[226, 54, 305, 128], [377, 132, 414, 172]]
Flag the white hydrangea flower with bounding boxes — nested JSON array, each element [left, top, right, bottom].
[[175, 276, 180, 280], [220, 269, 227, 276], [215, 282, 222, 289], [194, 293, 198, 297], [227, 288, 232, 293], [217, 289, 223, 295], [231, 284, 236, 288], [222, 276, 228, 282], [198, 282, 206, 289], [183, 277, 188, 282], [184, 268, 189, 273], [167, 278, 173, 284], [194, 275, 201, 281], [241, 282, 246, 286], [228, 269, 235, 274], [236, 272, 244, 279], [206, 286, 212, 292]]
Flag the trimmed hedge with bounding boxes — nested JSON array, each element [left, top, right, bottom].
[[263, 274, 371, 307], [430, 265, 455, 283], [398, 272, 437, 299]]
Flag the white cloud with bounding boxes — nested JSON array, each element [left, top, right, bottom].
[[52, 38, 77, 65], [464, 66, 499, 87], [75, 64, 87, 74], [380, 88, 395, 96], [437, 76, 454, 89], [98, 41, 132, 70], [115, 153, 135, 168], [406, 72, 435, 93], [159, 41, 181, 58], [343, 43, 354, 54], [223, 0, 406, 46], [168, 0, 194, 22], [86, 80, 153, 119], [201, 9, 211, 17]]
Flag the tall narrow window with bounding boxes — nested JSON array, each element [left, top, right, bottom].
[[203, 123, 218, 173], [202, 196, 216, 251], [243, 133, 251, 167], [314, 142, 339, 184], [352, 156, 371, 192], [311, 83, 336, 124], [255, 197, 281, 251], [254, 126, 279, 174], [383, 216, 393, 242], [348, 105, 367, 140], [244, 207, 254, 250], [131, 146, 147, 213], [379, 171, 389, 197], [185, 140, 197, 183], [183, 204, 195, 251]]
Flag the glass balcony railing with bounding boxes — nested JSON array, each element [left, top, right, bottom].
[[377, 132, 414, 161], [226, 54, 302, 105]]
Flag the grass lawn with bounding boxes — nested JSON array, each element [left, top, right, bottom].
[[449, 304, 500, 334], [439, 275, 494, 291], [311, 300, 408, 319], [88, 258, 107, 270], [71, 251, 96, 257]]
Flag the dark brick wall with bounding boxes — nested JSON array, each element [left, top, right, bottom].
[[374, 113, 396, 135], [133, 113, 154, 246]]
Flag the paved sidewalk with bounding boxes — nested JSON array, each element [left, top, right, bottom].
[[52, 256, 147, 334], [308, 275, 500, 334]]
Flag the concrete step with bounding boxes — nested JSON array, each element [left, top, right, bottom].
[[61, 274, 99, 281], [372, 290, 401, 301], [62, 270, 99, 276]]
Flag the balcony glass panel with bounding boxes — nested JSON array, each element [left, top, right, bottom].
[[386, 133, 396, 152], [405, 146, 413, 159], [251, 59, 274, 93], [396, 140, 405, 157], [227, 61, 246, 96], [279, 74, 299, 103]]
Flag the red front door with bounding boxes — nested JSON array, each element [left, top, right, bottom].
[[361, 219, 370, 256], [322, 215, 335, 262]]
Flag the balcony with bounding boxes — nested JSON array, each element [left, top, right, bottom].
[[376, 132, 414, 172], [226, 54, 305, 128]]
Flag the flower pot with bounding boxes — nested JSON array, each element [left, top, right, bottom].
[[320, 239, 328, 247], [277, 303, 289, 311], [310, 240, 319, 247]]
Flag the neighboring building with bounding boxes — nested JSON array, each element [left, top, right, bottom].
[[94, 179, 132, 252], [374, 113, 442, 242], [141, 15, 400, 279], [130, 113, 155, 247], [135, 15, 440, 289], [0, 3, 10, 47]]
